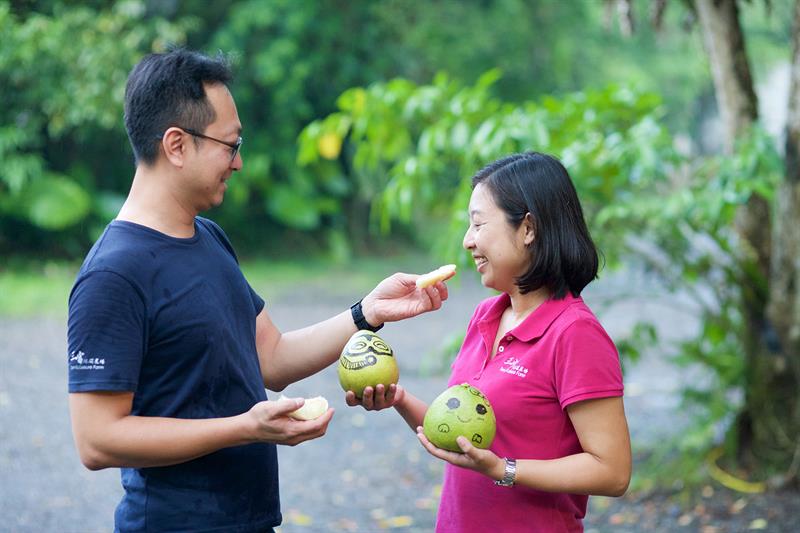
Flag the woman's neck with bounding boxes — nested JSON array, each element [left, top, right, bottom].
[[507, 286, 551, 323]]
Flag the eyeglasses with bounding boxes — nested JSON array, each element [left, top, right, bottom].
[[161, 127, 243, 162], [182, 127, 242, 162]]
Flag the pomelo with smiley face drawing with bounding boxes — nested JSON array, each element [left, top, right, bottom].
[[423, 383, 496, 452], [338, 330, 399, 398]]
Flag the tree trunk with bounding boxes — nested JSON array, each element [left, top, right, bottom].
[[695, 0, 770, 274], [695, 0, 758, 148], [696, 0, 799, 483], [765, 0, 800, 485]]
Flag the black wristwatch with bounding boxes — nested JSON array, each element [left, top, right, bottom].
[[350, 299, 383, 332]]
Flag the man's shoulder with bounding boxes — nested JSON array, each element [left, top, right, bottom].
[[196, 216, 238, 261], [77, 221, 165, 283]]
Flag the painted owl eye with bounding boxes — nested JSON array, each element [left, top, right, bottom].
[[476, 404, 487, 415], [446, 397, 460, 409]]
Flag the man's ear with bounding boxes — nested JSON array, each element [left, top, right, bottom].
[[161, 127, 188, 168], [523, 213, 535, 246]]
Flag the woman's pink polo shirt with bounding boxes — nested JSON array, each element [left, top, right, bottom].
[[435, 292, 624, 533]]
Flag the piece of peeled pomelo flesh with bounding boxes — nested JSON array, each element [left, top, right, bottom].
[[279, 395, 329, 420], [415, 264, 457, 289]]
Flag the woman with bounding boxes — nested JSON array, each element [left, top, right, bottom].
[[349, 152, 631, 532]]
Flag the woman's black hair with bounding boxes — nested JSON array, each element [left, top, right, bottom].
[[123, 48, 233, 166], [472, 152, 599, 298]]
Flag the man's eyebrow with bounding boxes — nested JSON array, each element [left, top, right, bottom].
[[469, 209, 482, 217]]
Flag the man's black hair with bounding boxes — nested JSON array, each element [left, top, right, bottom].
[[123, 48, 233, 166], [472, 152, 599, 298]]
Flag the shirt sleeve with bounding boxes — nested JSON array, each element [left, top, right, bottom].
[[249, 283, 265, 316], [67, 270, 146, 393], [554, 318, 624, 409]]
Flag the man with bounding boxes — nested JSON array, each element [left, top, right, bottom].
[[67, 49, 450, 532]]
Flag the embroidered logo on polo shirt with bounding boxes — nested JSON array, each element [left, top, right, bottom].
[[499, 356, 528, 378]]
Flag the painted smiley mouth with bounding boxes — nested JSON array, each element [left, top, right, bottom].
[[457, 415, 472, 423]]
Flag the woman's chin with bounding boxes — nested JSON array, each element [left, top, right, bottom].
[[480, 274, 496, 291]]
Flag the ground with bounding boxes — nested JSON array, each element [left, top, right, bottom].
[[0, 267, 797, 532]]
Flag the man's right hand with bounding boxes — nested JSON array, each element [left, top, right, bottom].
[[244, 397, 334, 446]]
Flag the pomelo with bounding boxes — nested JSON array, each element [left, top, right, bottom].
[[338, 329, 399, 398], [416, 264, 457, 289], [279, 395, 329, 421], [423, 383, 496, 452]]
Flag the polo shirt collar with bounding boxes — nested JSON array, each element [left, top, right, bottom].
[[481, 292, 581, 342]]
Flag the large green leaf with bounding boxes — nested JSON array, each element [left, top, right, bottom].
[[266, 184, 320, 230], [22, 174, 91, 230]]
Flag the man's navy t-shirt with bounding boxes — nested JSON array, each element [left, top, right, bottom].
[[67, 217, 281, 532]]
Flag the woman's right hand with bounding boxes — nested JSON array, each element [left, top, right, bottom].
[[345, 383, 405, 411]]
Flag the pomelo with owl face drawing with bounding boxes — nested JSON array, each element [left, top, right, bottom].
[[338, 330, 399, 398], [423, 383, 496, 452]]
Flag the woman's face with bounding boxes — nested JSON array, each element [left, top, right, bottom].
[[462, 183, 533, 294]]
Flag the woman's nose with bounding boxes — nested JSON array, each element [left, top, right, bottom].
[[462, 228, 473, 250]]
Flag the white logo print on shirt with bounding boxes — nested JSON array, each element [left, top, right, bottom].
[[499, 356, 528, 378], [69, 350, 105, 370]]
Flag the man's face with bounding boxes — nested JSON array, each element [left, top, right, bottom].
[[184, 83, 243, 211]]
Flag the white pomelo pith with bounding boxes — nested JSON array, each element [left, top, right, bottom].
[[423, 383, 496, 452], [279, 395, 329, 420], [338, 330, 399, 398], [416, 264, 457, 289]]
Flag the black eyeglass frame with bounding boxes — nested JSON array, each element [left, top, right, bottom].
[[158, 127, 243, 162]]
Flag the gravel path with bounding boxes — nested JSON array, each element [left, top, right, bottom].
[[0, 268, 796, 532]]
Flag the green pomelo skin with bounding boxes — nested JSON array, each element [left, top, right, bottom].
[[338, 330, 399, 398], [423, 383, 496, 452]]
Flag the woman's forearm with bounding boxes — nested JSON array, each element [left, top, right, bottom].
[[394, 391, 428, 432], [513, 451, 630, 497]]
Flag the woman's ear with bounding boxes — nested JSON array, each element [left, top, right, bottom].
[[161, 127, 187, 168], [523, 213, 535, 246]]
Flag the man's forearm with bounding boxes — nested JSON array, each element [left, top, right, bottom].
[[74, 412, 252, 470], [260, 310, 357, 391]]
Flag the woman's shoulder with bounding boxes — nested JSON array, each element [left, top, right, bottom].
[[555, 298, 615, 345], [544, 296, 605, 334], [562, 296, 597, 318]]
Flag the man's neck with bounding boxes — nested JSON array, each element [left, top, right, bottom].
[[117, 166, 197, 239]]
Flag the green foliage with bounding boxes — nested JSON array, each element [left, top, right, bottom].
[[0, 1, 189, 241], [204, 0, 400, 243], [1, 0, 790, 258], [598, 126, 783, 486], [299, 73, 673, 267]]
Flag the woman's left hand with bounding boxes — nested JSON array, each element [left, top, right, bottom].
[[416, 426, 505, 481]]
